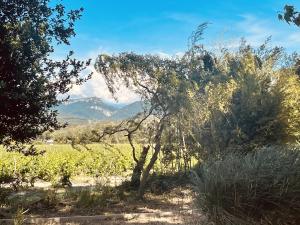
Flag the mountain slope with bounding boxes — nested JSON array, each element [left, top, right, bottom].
[[111, 101, 145, 120], [57, 97, 143, 124]]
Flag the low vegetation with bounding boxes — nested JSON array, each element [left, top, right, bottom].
[[194, 146, 300, 225], [0, 144, 133, 187], [0, 144, 196, 189]]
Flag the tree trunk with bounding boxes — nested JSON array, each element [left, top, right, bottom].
[[181, 130, 188, 173], [130, 145, 150, 188], [137, 122, 165, 199]]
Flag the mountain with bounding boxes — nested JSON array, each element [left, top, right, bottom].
[[111, 101, 144, 120], [56, 97, 143, 124]]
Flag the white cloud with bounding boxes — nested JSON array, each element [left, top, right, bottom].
[[64, 46, 140, 104], [236, 14, 276, 47], [233, 14, 300, 52], [155, 51, 171, 59], [68, 65, 140, 104], [154, 51, 185, 59], [67, 49, 188, 103]]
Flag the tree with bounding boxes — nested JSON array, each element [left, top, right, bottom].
[[278, 4, 300, 77], [94, 52, 188, 197], [189, 41, 300, 157], [0, 0, 91, 148], [94, 24, 218, 198], [279, 5, 300, 27], [276, 70, 300, 142]]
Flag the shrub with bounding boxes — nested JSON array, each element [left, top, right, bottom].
[[193, 146, 300, 225]]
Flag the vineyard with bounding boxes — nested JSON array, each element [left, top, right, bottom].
[[0, 144, 194, 188], [0, 144, 134, 187]]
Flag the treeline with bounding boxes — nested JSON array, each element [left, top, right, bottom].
[[40, 122, 127, 144], [39, 121, 149, 145]]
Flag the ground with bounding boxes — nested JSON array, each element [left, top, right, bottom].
[[0, 176, 205, 225]]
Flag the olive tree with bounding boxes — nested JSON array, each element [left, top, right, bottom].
[[94, 24, 217, 198]]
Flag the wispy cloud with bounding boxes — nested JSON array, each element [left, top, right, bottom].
[[165, 12, 202, 25], [287, 32, 300, 44], [233, 14, 300, 51], [236, 14, 276, 46]]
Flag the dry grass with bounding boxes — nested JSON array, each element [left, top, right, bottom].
[[1, 183, 204, 225], [194, 146, 300, 225]]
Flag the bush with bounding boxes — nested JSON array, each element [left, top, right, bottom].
[[193, 146, 300, 225]]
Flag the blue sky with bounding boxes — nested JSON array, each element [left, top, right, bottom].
[[56, 0, 300, 103]]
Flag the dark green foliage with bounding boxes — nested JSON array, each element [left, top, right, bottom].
[[0, 0, 91, 145], [279, 5, 300, 27], [194, 146, 300, 225]]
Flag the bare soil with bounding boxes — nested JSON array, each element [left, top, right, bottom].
[[0, 177, 205, 224]]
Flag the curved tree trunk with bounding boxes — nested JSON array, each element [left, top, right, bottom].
[[130, 145, 150, 188], [137, 122, 165, 199]]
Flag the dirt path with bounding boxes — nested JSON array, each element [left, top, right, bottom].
[[0, 210, 205, 225], [1, 177, 205, 224]]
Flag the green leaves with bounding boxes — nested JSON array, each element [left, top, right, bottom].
[[190, 41, 300, 157], [0, 0, 91, 145], [279, 5, 300, 27]]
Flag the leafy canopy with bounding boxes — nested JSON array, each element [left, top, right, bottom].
[[279, 5, 300, 27], [189, 41, 300, 157], [0, 0, 91, 145]]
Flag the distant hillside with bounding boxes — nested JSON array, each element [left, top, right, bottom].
[[56, 97, 143, 124]]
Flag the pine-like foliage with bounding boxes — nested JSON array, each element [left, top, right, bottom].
[[190, 43, 300, 157]]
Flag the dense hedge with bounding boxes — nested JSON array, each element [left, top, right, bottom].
[[194, 146, 300, 225]]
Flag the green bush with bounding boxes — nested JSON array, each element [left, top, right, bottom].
[[193, 146, 300, 225]]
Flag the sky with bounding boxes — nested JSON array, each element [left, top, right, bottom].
[[54, 0, 300, 104]]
